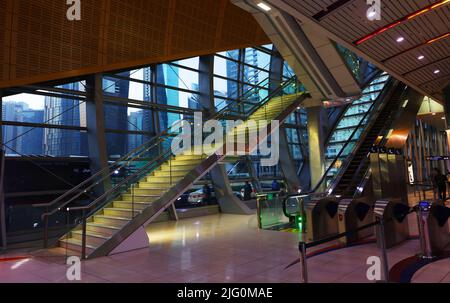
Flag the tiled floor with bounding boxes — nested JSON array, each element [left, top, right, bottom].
[[0, 213, 429, 283], [0, 190, 448, 283]]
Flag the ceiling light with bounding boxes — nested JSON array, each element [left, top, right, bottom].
[[434, 69, 441, 74], [442, 117, 446, 120], [396, 37, 405, 43], [417, 55, 425, 60], [257, 2, 271, 11], [432, 112, 437, 116]]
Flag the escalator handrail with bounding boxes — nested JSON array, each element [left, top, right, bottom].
[[39, 75, 302, 219], [326, 79, 402, 194], [307, 77, 396, 195], [323, 70, 384, 146], [350, 85, 409, 197]]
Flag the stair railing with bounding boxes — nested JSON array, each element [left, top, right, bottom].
[[36, 75, 303, 250], [67, 76, 304, 258]]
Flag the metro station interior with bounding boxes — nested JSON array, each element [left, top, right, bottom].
[[0, 0, 449, 284]]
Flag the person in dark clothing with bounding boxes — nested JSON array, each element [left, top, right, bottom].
[[433, 168, 447, 201], [243, 181, 253, 201], [271, 180, 281, 191], [202, 184, 212, 205]]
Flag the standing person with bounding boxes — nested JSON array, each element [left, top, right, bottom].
[[243, 181, 253, 201], [433, 168, 447, 201]]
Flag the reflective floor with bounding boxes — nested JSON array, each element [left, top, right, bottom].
[[0, 191, 448, 283]]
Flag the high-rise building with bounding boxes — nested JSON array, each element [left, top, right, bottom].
[[127, 111, 144, 151], [20, 109, 44, 155], [44, 82, 87, 157], [155, 64, 180, 130], [2, 101, 43, 155]]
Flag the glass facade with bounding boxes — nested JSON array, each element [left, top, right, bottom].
[[1, 45, 307, 192]]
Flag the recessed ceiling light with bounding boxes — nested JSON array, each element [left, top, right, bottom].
[[434, 69, 441, 74], [396, 37, 405, 43], [442, 117, 446, 120], [432, 112, 436, 116], [417, 55, 425, 60], [257, 2, 271, 11]]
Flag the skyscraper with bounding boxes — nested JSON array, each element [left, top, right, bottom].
[[2, 101, 44, 155], [44, 82, 87, 157]]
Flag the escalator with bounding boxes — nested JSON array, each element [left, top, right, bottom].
[[332, 84, 407, 196], [36, 75, 307, 258], [323, 74, 408, 197]]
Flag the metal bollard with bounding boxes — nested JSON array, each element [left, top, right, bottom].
[[417, 201, 435, 259], [299, 242, 308, 283], [376, 217, 390, 282]]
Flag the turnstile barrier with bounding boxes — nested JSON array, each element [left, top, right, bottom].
[[306, 196, 339, 242], [416, 200, 450, 258], [374, 199, 410, 248], [337, 198, 374, 245]]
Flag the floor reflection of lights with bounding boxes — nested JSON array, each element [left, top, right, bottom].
[[145, 214, 258, 246]]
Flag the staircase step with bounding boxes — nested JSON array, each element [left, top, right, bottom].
[[137, 182, 174, 189], [113, 201, 151, 210], [71, 230, 110, 247], [86, 222, 121, 236], [94, 215, 130, 227], [121, 194, 160, 202], [132, 188, 167, 195], [103, 207, 141, 218], [153, 171, 187, 177], [59, 238, 97, 253], [146, 176, 182, 183]]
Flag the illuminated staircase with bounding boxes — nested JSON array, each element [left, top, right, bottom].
[[50, 77, 307, 258]]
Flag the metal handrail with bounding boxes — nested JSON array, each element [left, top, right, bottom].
[[38, 75, 302, 250], [69, 76, 301, 216], [348, 84, 408, 197], [34, 75, 298, 214], [307, 80, 390, 195]]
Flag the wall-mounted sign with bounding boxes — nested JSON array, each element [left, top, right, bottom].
[[426, 156, 450, 161]]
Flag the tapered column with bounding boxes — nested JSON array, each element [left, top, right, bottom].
[[307, 106, 326, 191], [85, 74, 110, 194]]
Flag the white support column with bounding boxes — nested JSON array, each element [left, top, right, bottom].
[[307, 106, 326, 191]]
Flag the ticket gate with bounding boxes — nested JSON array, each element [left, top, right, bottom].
[[337, 198, 374, 245], [416, 201, 450, 258], [306, 196, 339, 242], [374, 199, 410, 249]]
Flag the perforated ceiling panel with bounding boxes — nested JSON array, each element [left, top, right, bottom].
[[0, 0, 269, 88]]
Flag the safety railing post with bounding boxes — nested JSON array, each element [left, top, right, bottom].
[[299, 241, 308, 283], [81, 209, 87, 260], [376, 217, 389, 282], [131, 182, 135, 219]]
